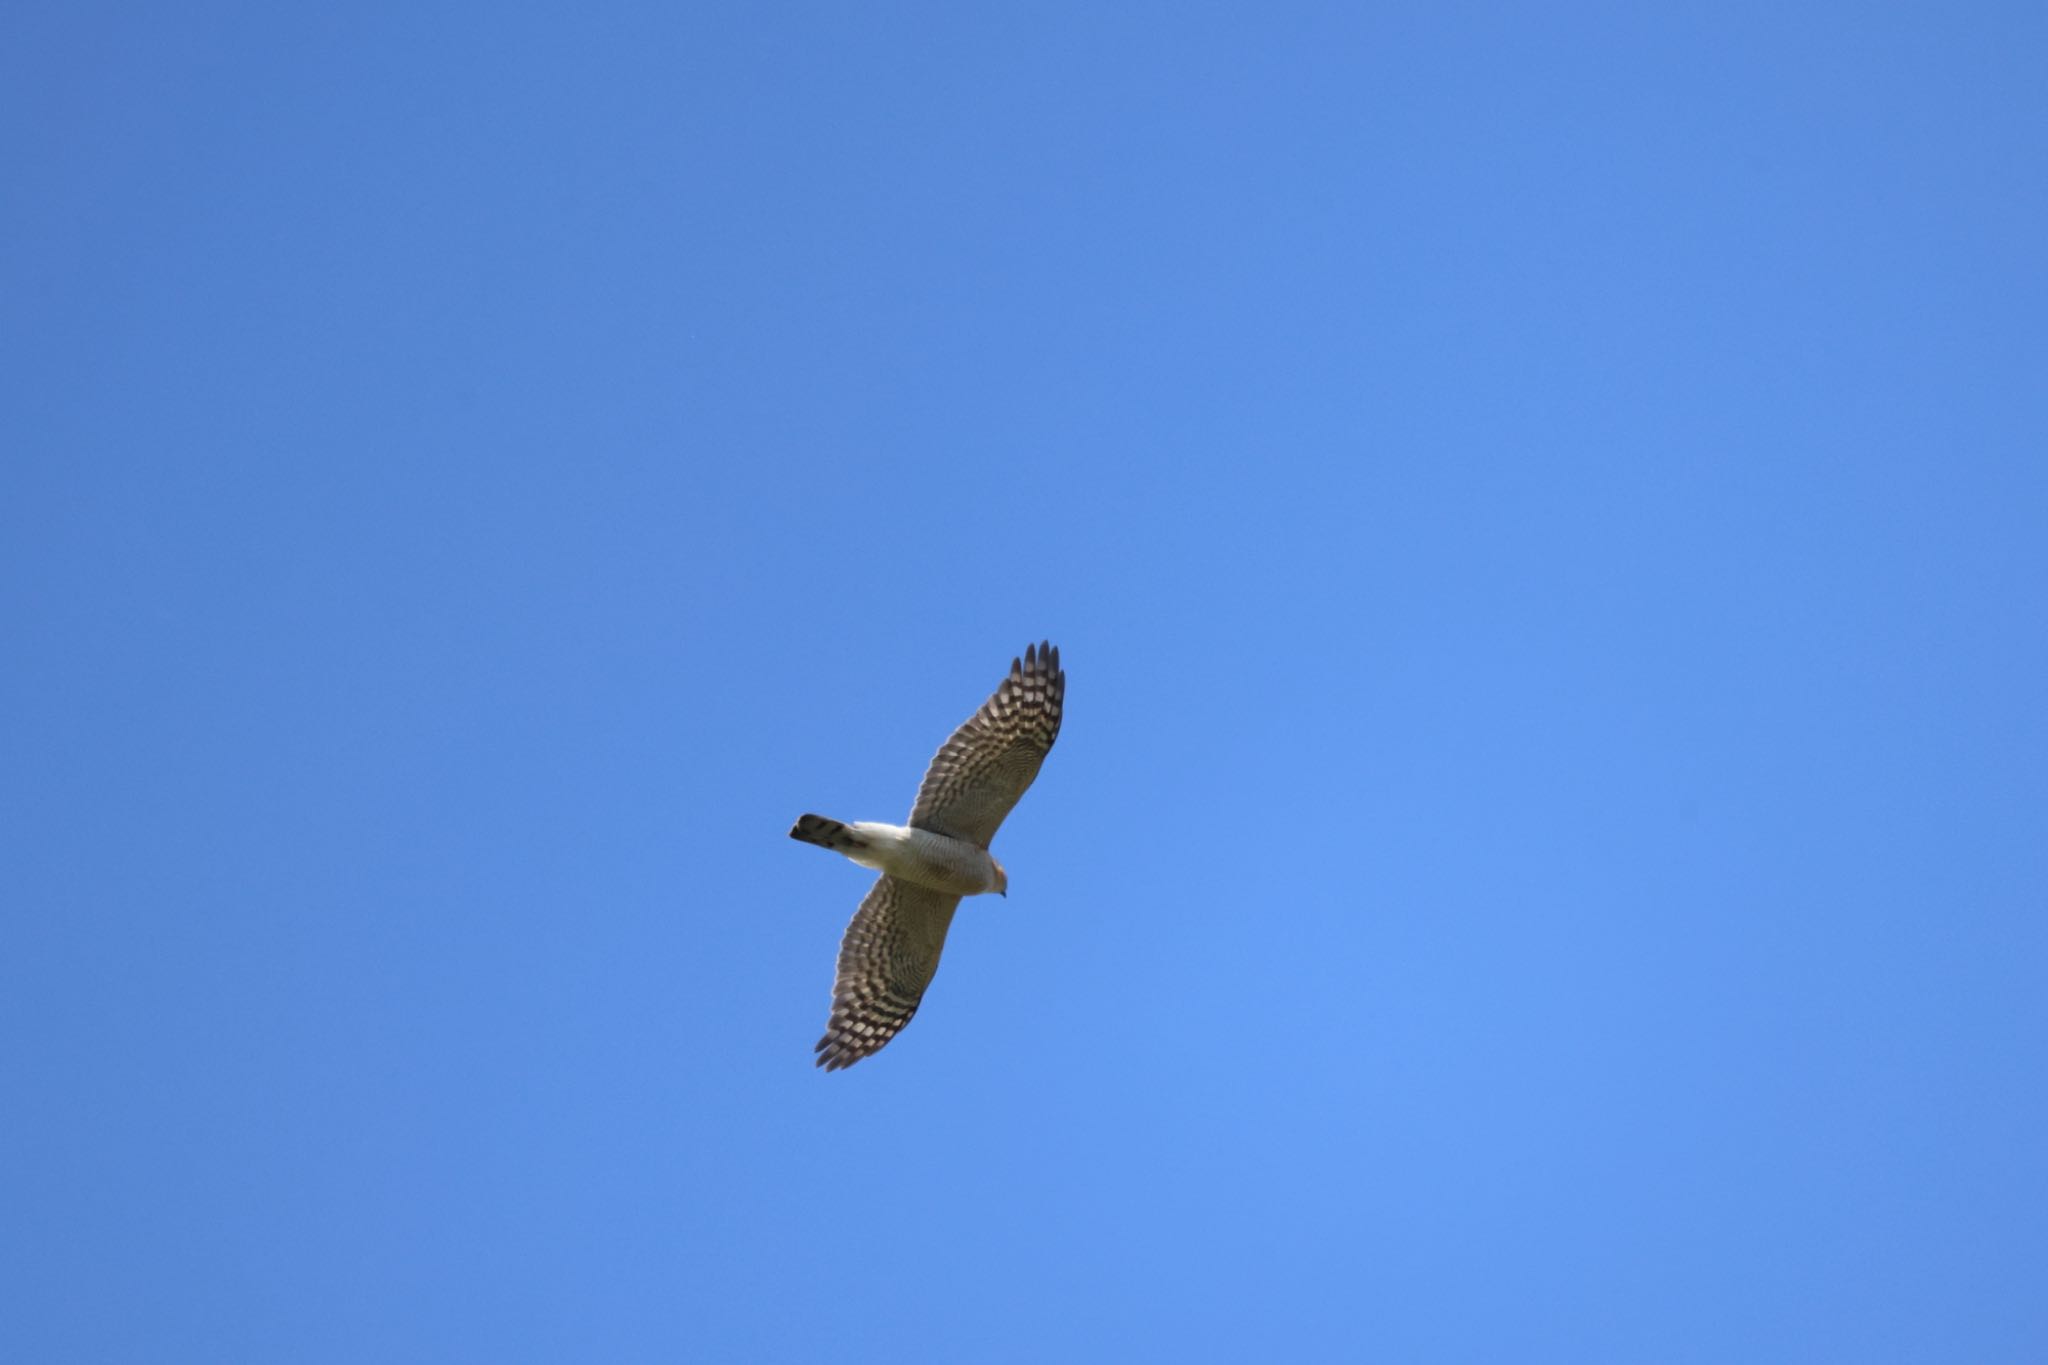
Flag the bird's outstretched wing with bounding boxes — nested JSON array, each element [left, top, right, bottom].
[[815, 875, 963, 1071], [907, 642, 1064, 848]]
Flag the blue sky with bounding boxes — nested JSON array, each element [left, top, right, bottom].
[[5, 3, 2045, 1361]]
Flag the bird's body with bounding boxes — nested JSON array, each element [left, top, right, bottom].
[[791, 642, 1064, 1070], [789, 815, 1004, 898]]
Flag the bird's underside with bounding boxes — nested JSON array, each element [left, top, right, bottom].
[[791, 642, 1063, 1071]]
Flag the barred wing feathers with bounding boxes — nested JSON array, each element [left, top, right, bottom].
[[814, 875, 963, 1071], [907, 641, 1064, 848]]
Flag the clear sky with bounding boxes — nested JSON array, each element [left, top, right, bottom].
[[5, 4, 2045, 1361]]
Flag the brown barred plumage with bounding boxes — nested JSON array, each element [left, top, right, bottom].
[[799, 642, 1065, 1071], [908, 642, 1064, 848], [813, 876, 961, 1072]]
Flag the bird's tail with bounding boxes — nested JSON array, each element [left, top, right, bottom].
[[789, 814, 869, 852]]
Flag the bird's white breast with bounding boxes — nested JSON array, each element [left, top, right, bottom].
[[842, 822, 999, 896]]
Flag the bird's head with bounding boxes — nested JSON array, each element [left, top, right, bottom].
[[991, 858, 1009, 898]]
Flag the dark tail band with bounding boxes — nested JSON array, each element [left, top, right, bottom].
[[790, 814, 867, 851]]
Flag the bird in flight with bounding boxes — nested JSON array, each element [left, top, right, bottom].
[[791, 642, 1065, 1070]]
